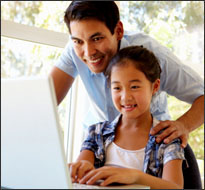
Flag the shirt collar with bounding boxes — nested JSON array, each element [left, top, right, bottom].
[[146, 118, 160, 152], [89, 69, 101, 77], [103, 114, 160, 136], [102, 114, 122, 136], [120, 36, 130, 50]]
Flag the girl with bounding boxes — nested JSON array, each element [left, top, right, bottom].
[[69, 46, 185, 189]]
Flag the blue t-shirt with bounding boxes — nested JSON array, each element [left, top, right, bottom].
[[55, 31, 204, 128]]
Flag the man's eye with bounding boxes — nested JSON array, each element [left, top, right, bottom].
[[93, 37, 103, 42], [73, 40, 83, 44]]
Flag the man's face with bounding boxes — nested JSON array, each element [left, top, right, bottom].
[[70, 19, 123, 73]]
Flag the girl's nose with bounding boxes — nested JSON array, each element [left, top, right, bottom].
[[121, 91, 133, 101]]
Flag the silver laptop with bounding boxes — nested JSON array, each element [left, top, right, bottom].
[[1, 76, 149, 189]]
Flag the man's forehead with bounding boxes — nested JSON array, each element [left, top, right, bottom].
[[70, 19, 109, 36]]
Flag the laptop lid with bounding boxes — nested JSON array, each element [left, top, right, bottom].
[[1, 76, 71, 189]]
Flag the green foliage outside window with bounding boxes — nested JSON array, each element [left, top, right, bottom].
[[167, 96, 204, 160]]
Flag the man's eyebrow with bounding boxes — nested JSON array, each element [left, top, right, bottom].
[[71, 32, 103, 41], [71, 36, 81, 41], [90, 32, 103, 39]]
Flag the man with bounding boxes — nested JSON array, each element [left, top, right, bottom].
[[50, 1, 204, 148]]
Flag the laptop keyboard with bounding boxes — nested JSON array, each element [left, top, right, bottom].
[[72, 183, 102, 189]]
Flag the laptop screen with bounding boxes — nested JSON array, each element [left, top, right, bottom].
[[1, 76, 71, 189]]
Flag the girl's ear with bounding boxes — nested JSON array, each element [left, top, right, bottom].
[[152, 79, 160, 95]]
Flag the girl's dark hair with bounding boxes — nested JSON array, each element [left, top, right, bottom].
[[64, 1, 119, 35], [105, 45, 162, 83]]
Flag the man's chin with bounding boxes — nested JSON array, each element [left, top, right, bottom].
[[90, 69, 104, 74], [88, 66, 106, 74]]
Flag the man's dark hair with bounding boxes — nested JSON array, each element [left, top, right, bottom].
[[105, 45, 162, 84], [64, 1, 120, 34]]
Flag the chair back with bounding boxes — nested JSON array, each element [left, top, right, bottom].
[[183, 144, 202, 189]]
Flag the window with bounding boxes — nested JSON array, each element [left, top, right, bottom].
[[1, 1, 75, 160], [1, 1, 69, 33]]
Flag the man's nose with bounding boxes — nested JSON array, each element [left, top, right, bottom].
[[84, 43, 96, 58]]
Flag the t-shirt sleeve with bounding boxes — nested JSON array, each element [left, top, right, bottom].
[[163, 138, 185, 165], [155, 45, 204, 104], [55, 41, 78, 78], [80, 125, 98, 153]]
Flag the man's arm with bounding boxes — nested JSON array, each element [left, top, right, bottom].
[[50, 66, 74, 105], [151, 95, 204, 147], [177, 95, 204, 132]]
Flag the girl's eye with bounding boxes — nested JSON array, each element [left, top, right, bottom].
[[131, 85, 139, 89], [113, 87, 120, 90]]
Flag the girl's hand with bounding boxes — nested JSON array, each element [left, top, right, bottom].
[[68, 160, 95, 183], [79, 166, 140, 186]]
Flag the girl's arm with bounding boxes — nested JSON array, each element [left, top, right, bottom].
[[68, 150, 95, 182], [76, 149, 95, 163], [133, 159, 183, 189], [79, 159, 183, 189]]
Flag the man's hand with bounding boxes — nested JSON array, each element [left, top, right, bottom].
[[68, 160, 95, 183], [79, 166, 140, 186], [150, 120, 189, 148]]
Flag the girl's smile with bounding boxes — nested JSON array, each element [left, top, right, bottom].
[[121, 104, 137, 112]]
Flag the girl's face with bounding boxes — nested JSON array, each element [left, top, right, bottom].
[[110, 60, 160, 119]]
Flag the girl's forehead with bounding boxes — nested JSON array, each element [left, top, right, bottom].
[[111, 60, 139, 72], [111, 64, 146, 80]]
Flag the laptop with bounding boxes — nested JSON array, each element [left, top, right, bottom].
[[1, 76, 149, 189]]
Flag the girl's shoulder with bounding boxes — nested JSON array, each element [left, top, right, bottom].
[[88, 115, 121, 137], [88, 120, 115, 135]]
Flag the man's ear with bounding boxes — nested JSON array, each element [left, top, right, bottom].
[[115, 21, 124, 40], [152, 79, 160, 95]]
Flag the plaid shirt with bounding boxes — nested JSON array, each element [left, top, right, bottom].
[[81, 114, 185, 177]]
